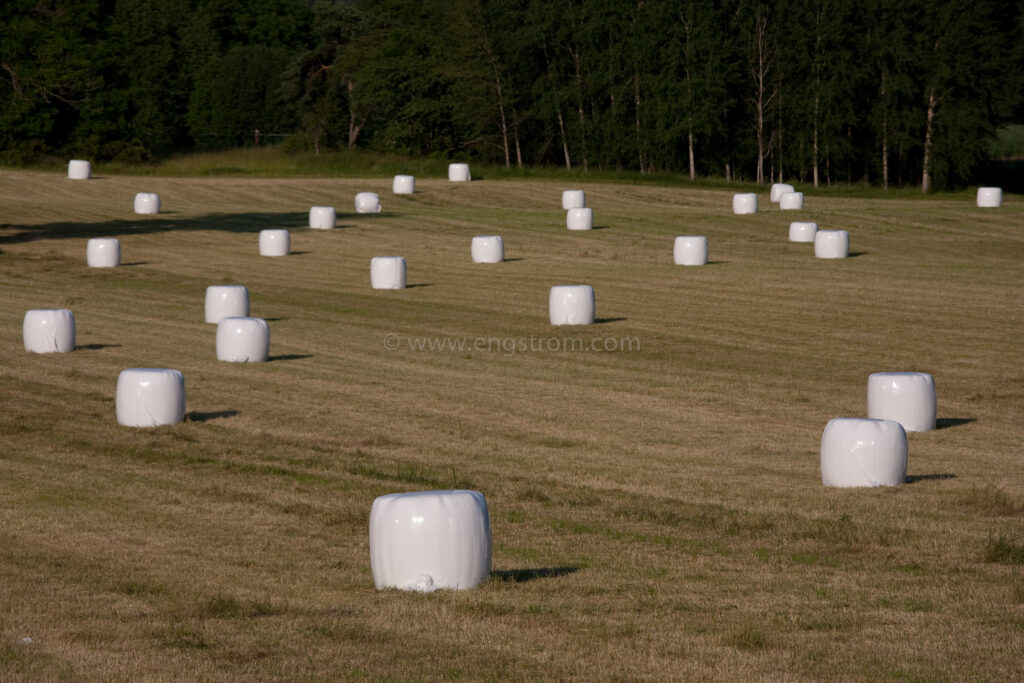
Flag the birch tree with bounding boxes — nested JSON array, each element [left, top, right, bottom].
[[741, 2, 778, 184]]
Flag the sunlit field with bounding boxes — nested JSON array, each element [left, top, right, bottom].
[[1, 169, 1022, 679]]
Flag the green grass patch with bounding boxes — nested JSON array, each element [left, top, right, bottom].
[[958, 485, 1021, 516], [724, 623, 773, 651], [3, 144, 990, 198], [984, 532, 1024, 564]]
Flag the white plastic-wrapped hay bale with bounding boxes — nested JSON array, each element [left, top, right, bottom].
[[549, 285, 595, 325], [779, 191, 804, 210], [86, 238, 121, 267], [867, 372, 936, 432], [308, 206, 336, 229], [562, 190, 586, 209], [116, 368, 185, 427], [133, 192, 160, 215], [566, 207, 594, 231], [393, 175, 415, 194], [23, 309, 75, 353], [788, 222, 817, 243], [471, 235, 504, 263], [977, 187, 1002, 208], [355, 192, 382, 214], [67, 160, 91, 180], [814, 230, 849, 259], [259, 229, 290, 257], [448, 163, 471, 182], [673, 236, 708, 266], [821, 417, 907, 487], [770, 183, 795, 203], [371, 256, 407, 290], [205, 285, 249, 323], [733, 193, 757, 214], [216, 317, 270, 362], [369, 490, 491, 591]]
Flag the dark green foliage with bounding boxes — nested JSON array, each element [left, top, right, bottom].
[[188, 44, 293, 149], [0, 1, 105, 161], [0, 0, 1021, 187]]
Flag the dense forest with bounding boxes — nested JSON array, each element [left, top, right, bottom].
[[1, 0, 1022, 189]]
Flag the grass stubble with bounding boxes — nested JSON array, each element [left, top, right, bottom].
[[0, 169, 1022, 680]]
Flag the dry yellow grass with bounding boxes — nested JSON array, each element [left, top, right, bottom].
[[1, 169, 1023, 680]]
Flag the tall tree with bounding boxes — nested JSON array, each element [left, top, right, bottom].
[[107, 0, 193, 156], [525, 0, 575, 170], [740, 1, 778, 184], [282, 1, 362, 152], [917, 0, 1019, 191], [446, 0, 525, 167], [0, 1, 105, 160], [188, 45, 294, 148], [866, 0, 918, 189]]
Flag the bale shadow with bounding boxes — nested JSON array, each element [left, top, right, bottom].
[[186, 410, 239, 423], [905, 473, 957, 484], [594, 317, 626, 324], [490, 567, 579, 583], [302, 224, 354, 231], [405, 283, 433, 288], [289, 251, 311, 256], [1, 212, 310, 244], [268, 354, 312, 362], [847, 251, 867, 258], [75, 343, 121, 351], [502, 258, 525, 263], [119, 262, 148, 267], [936, 417, 975, 430]]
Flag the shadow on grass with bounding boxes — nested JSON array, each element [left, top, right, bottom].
[[847, 251, 867, 258], [119, 261, 148, 267], [405, 283, 433, 288], [491, 567, 579, 583], [594, 317, 626, 324], [677, 260, 728, 266], [1, 212, 315, 244], [936, 417, 975, 430], [268, 354, 312, 362], [186, 410, 239, 422], [75, 343, 121, 350], [905, 473, 957, 484]]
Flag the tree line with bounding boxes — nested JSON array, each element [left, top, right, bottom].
[[2, 0, 1021, 190]]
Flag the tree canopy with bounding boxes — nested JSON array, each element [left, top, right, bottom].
[[1, 0, 1021, 189]]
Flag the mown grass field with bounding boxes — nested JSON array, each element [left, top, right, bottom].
[[1, 168, 1022, 680]]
